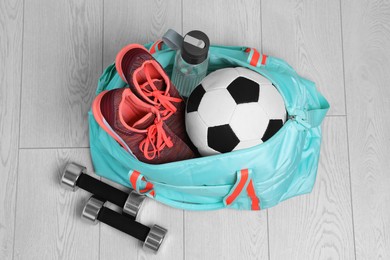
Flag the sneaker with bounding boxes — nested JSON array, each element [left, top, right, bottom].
[[92, 88, 196, 164], [115, 44, 188, 142]]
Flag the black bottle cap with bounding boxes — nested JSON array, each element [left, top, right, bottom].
[[181, 30, 210, 65]]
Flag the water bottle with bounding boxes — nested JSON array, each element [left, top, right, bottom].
[[171, 30, 210, 98]]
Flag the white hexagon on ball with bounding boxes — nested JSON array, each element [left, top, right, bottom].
[[200, 67, 239, 91], [259, 84, 287, 121], [230, 103, 269, 141], [197, 89, 236, 127]]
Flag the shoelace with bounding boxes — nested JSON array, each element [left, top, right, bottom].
[[140, 72, 182, 120], [139, 119, 173, 160]]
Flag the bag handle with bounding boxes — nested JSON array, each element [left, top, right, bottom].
[[128, 169, 226, 210], [223, 169, 260, 210], [129, 169, 261, 211]]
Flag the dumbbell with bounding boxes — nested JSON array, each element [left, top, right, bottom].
[[82, 196, 167, 253], [61, 162, 144, 219]]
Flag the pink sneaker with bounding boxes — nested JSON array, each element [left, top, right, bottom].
[[115, 44, 188, 143], [92, 88, 195, 164]]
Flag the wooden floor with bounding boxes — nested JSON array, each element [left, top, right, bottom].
[[1, 0, 389, 259]]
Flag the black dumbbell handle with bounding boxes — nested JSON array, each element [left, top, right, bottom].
[[77, 173, 129, 208], [98, 205, 150, 242]]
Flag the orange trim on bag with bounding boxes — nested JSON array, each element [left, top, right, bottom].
[[129, 170, 141, 190], [225, 169, 249, 205], [129, 170, 155, 196], [157, 41, 163, 51], [246, 179, 260, 210], [250, 49, 260, 66], [140, 181, 154, 193], [149, 40, 163, 54], [261, 54, 267, 65]]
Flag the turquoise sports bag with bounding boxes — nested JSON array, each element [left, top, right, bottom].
[[89, 40, 329, 211]]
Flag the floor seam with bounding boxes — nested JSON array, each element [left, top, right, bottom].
[[325, 114, 347, 117], [181, 0, 184, 34], [260, 0, 264, 53], [183, 210, 185, 260], [338, 0, 357, 258], [19, 146, 90, 150], [12, 0, 26, 258], [266, 209, 271, 260]]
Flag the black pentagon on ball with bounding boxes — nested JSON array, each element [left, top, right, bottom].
[[227, 77, 260, 104], [186, 84, 206, 113], [262, 119, 284, 142], [207, 124, 240, 153]]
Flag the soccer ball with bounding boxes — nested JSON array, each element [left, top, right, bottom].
[[185, 67, 287, 156]]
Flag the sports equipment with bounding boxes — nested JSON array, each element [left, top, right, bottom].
[[82, 196, 167, 253], [61, 162, 145, 218], [171, 30, 210, 97], [89, 41, 329, 211], [61, 163, 168, 253], [115, 44, 188, 143], [92, 87, 196, 164], [186, 67, 287, 156]]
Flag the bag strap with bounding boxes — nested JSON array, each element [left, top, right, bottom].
[[128, 170, 155, 197], [127, 168, 260, 210], [128, 169, 225, 210], [149, 40, 164, 55], [245, 48, 268, 67], [223, 169, 260, 210], [154, 169, 261, 211]]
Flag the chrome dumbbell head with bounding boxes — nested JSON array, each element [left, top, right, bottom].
[[123, 191, 146, 219], [143, 225, 168, 254], [81, 197, 105, 224], [61, 162, 86, 191]]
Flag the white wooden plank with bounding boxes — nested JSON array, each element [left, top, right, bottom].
[[14, 149, 99, 260], [185, 210, 268, 260], [268, 117, 355, 260], [103, 0, 182, 68], [183, 0, 262, 49], [100, 1, 183, 259], [0, 0, 23, 258], [19, 0, 102, 148], [342, 0, 390, 258], [262, 0, 345, 116]]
